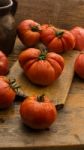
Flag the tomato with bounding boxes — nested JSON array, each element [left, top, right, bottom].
[[40, 24, 57, 45], [18, 48, 64, 86], [40, 24, 75, 53], [17, 19, 41, 47], [0, 76, 16, 109], [0, 51, 9, 75], [20, 95, 57, 129], [74, 52, 84, 79], [71, 26, 84, 51]]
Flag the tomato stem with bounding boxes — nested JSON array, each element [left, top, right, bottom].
[[38, 49, 47, 60], [31, 26, 40, 32], [56, 30, 64, 38], [37, 94, 45, 102], [39, 54, 46, 60]]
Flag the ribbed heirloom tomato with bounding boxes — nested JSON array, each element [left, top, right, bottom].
[[40, 24, 75, 53], [0, 51, 9, 75], [71, 26, 84, 51], [20, 95, 57, 129], [74, 53, 84, 79], [17, 19, 41, 47], [18, 48, 64, 86], [0, 76, 16, 109]]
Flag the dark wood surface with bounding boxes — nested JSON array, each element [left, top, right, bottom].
[[0, 0, 84, 149], [16, 0, 84, 29]]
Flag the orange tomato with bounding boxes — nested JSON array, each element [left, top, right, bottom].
[[40, 24, 75, 53], [18, 48, 64, 86], [17, 19, 41, 47], [20, 95, 57, 129]]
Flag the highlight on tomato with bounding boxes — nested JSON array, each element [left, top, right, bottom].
[[17, 19, 41, 47], [18, 48, 64, 86], [20, 95, 57, 129]]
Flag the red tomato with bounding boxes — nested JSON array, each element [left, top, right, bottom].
[[20, 95, 57, 129], [0, 51, 9, 75], [71, 26, 84, 51], [17, 19, 41, 47], [74, 53, 84, 79], [0, 76, 16, 109], [40, 24, 75, 53], [18, 48, 64, 86]]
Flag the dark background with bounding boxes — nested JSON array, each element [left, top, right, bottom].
[[15, 0, 84, 29]]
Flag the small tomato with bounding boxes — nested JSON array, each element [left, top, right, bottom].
[[40, 24, 75, 53], [20, 95, 57, 129], [17, 19, 41, 47]]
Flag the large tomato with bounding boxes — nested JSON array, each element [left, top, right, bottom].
[[74, 53, 84, 79], [17, 19, 41, 47], [0, 51, 9, 75], [20, 95, 57, 129], [0, 76, 16, 109], [18, 48, 64, 86], [71, 26, 84, 51], [40, 24, 75, 53]]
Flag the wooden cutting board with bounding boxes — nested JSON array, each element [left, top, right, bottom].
[[8, 44, 79, 109]]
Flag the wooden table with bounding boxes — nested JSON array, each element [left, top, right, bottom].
[[0, 0, 84, 149]]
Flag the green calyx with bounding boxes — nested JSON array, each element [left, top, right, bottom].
[[38, 48, 47, 60], [31, 26, 40, 32], [39, 53, 46, 60], [56, 30, 64, 38]]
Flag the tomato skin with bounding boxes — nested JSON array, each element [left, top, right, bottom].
[[18, 48, 64, 86], [71, 26, 84, 51], [74, 53, 84, 79], [40, 24, 57, 45], [17, 19, 41, 47], [0, 76, 16, 109], [40, 24, 75, 53], [20, 95, 57, 129], [0, 51, 9, 75]]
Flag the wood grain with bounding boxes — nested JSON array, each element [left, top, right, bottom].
[[16, 0, 84, 29], [0, 87, 84, 149], [0, 0, 84, 149]]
